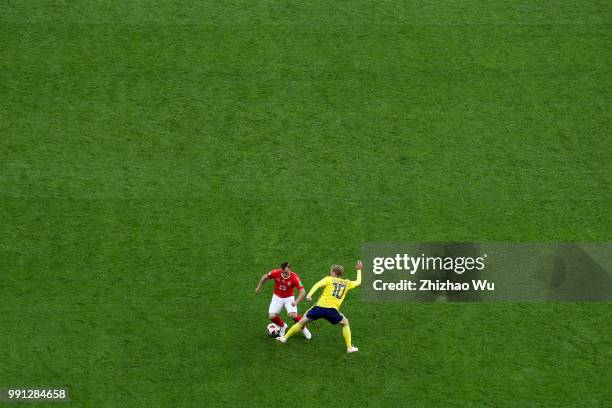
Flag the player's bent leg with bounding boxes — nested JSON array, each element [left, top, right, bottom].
[[276, 323, 297, 344], [279, 316, 310, 343], [286, 299, 312, 339], [269, 295, 287, 330], [340, 318, 358, 353], [278, 297, 297, 336], [289, 312, 312, 339], [278, 307, 320, 344]]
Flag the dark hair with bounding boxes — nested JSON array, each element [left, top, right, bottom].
[[331, 265, 344, 276], [280, 262, 291, 270]]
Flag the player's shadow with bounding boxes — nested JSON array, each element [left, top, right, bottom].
[[532, 243, 612, 301]]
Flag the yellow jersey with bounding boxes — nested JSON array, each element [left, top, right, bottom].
[[307, 270, 361, 310]]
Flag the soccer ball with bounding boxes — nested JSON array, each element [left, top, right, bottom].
[[266, 323, 280, 337]]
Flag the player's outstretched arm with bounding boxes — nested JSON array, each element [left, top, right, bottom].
[[255, 273, 269, 294], [349, 260, 363, 289], [306, 278, 327, 302]]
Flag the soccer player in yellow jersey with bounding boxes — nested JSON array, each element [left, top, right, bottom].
[[276, 260, 362, 353]]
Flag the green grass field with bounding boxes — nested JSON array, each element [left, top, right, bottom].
[[1, 1, 611, 407]]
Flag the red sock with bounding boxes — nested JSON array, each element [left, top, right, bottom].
[[271, 316, 285, 327], [293, 314, 302, 323]]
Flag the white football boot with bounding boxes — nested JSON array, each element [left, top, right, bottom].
[[276, 336, 286, 344], [347, 345, 359, 353], [302, 327, 312, 340], [279, 323, 288, 337]]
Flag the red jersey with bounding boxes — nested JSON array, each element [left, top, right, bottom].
[[267, 269, 304, 298]]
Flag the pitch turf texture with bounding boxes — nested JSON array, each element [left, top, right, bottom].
[[1, 1, 611, 407]]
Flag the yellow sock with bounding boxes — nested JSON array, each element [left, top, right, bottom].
[[342, 325, 352, 349], [284, 323, 302, 340]]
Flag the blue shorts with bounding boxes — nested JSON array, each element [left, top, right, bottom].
[[305, 306, 344, 325]]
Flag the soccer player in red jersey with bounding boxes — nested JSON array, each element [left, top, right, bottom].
[[255, 262, 312, 339]]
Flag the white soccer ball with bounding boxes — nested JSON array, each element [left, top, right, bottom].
[[266, 323, 280, 337]]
